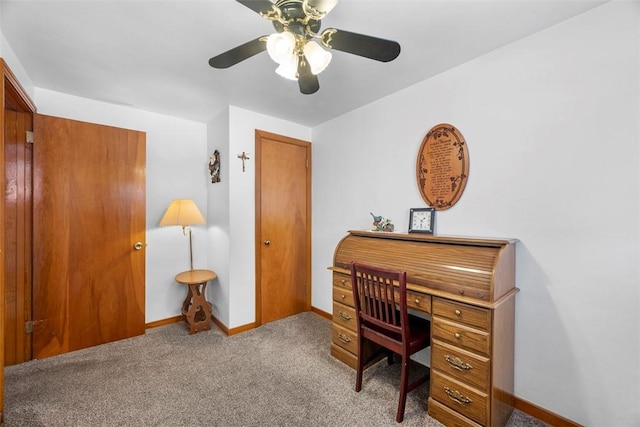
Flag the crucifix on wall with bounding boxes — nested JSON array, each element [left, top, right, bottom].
[[237, 151, 250, 172]]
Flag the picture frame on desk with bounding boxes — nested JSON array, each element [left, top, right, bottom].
[[408, 207, 435, 234]]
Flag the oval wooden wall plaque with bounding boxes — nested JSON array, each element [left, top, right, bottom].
[[416, 123, 469, 210]]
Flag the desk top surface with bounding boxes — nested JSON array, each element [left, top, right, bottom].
[[175, 269, 217, 285]]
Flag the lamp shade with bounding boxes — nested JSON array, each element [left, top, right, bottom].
[[266, 31, 296, 65], [159, 199, 205, 227], [276, 54, 299, 80], [303, 40, 332, 75]]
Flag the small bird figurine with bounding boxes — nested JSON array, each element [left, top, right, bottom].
[[370, 212, 383, 223]]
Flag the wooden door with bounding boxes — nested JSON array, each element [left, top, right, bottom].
[[255, 130, 311, 325], [3, 108, 32, 365], [32, 114, 146, 359]]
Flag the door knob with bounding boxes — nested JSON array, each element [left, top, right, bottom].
[[133, 242, 143, 250], [264, 240, 270, 246]]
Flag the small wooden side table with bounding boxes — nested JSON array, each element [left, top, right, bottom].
[[175, 269, 216, 334]]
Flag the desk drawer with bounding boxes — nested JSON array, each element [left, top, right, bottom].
[[432, 317, 490, 356], [428, 397, 483, 427], [332, 301, 357, 332], [332, 324, 383, 365], [333, 285, 354, 307], [333, 272, 351, 291], [390, 289, 431, 314], [406, 289, 431, 314], [431, 370, 488, 426], [331, 343, 357, 369], [433, 298, 490, 331], [332, 324, 357, 354], [431, 339, 489, 391]]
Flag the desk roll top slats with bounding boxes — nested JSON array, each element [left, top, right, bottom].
[[333, 231, 516, 303], [330, 231, 518, 427]]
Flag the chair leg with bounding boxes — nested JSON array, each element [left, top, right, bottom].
[[355, 334, 364, 392], [396, 357, 410, 423]]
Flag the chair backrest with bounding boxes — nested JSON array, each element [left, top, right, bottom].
[[350, 262, 409, 341]]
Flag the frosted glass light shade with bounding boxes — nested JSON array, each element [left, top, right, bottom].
[[303, 41, 332, 75], [159, 199, 205, 227], [276, 54, 299, 80], [267, 31, 297, 65]]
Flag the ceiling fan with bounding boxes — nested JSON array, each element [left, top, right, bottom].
[[208, 0, 401, 95]]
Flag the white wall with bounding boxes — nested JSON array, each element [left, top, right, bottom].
[[206, 108, 230, 326], [1, 3, 33, 96], [227, 106, 311, 328], [35, 88, 209, 324], [0, 32, 34, 100], [311, 2, 639, 425]]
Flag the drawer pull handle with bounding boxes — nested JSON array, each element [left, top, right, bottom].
[[454, 332, 462, 339], [444, 355, 473, 371], [338, 333, 352, 343], [444, 387, 472, 405], [341, 279, 347, 285], [455, 309, 462, 316], [341, 294, 346, 300], [338, 311, 352, 321], [414, 298, 420, 305]]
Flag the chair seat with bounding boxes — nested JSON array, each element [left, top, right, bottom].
[[362, 314, 430, 354], [407, 315, 430, 351]]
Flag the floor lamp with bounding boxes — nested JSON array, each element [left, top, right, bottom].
[[159, 199, 206, 270]]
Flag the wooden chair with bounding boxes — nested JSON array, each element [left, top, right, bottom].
[[351, 261, 430, 423]]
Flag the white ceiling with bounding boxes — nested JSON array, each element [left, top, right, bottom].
[[1, 0, 607, 127]]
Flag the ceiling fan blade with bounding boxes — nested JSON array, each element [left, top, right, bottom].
[[236, 0, 281, 18], [209, 37, 267, 69], [320, 28, 400, 62], [297, 55, 320, 95]]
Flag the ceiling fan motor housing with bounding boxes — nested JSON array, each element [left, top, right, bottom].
[[272, 0, 321, 37]]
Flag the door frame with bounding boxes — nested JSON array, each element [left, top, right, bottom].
[[254, 129, 312, 326], [1, 58, 37, 425]]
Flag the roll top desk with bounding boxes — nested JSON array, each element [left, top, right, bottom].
[[330, 230, 518, 427]]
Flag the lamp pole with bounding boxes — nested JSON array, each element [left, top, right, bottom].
[[183, 225, 195, 271]]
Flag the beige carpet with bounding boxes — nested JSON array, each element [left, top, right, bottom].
[[4, 312, 546, 426]]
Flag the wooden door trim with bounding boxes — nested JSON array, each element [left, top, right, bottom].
[[254, 129, 312, 326], [2, 59, 36, 113], [4, 110, 34, 365], [0, 57, 36, 426]]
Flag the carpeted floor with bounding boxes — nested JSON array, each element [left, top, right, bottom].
[[4, 312, 547, 426]]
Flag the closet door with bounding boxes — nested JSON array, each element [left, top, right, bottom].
[[32, 114, 146, 359], [255, 130, 311, 325]]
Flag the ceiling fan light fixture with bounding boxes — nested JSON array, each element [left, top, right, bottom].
[[275, 54, 299, 80], [303, 40, 332, 75], [210, 0, 402, 94], [266, 31, 296, 64]]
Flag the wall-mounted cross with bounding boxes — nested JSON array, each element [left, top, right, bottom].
[[237, 151, 250, 172]]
